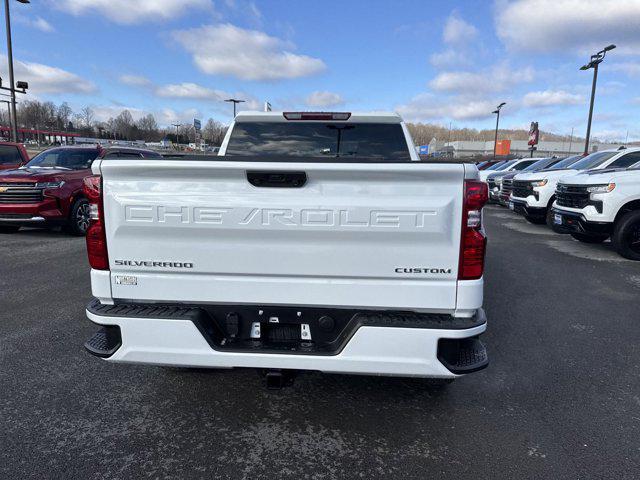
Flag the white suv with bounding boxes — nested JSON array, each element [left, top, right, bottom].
[[485, 158, 540, 202], [479, 158, 531, 182], [551, 163, 640, 260], [509, 147, 640, 226]]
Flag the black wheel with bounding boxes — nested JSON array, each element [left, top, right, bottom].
[[524, 214, 546, 225], [612, 210, 640, 261], [545, 208, 556, 228], [0, 225, 20, 233], [570, 232, 609, 244], [67, 198, 91, 236]]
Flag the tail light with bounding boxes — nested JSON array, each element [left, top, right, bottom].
[[83, 175, 109, 270], [283, 112, 351, 121], [459, 180, 488, 280]]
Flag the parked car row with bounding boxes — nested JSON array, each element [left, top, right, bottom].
[[0, 145, 161, 235], [482, 147, 640, 260]]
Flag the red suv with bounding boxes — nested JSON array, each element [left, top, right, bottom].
[[0, 142, 29, 170], [0, 146, 161, 235]]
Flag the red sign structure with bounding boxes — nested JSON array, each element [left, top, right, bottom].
[[528, 122, 539, 146]]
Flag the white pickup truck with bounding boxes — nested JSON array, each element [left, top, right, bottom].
[[551, 164, 640, 260], [83, 111, 489, 385], [509, 147, 640, 226]]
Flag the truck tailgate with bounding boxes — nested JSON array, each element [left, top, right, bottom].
[[100, 160, 464, 311]]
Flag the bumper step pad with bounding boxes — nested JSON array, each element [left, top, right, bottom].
[[437, 337, 488, 374], [85, 325, 122, 358]]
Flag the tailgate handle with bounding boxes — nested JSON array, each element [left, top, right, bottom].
[[247, 171, 307, 188]]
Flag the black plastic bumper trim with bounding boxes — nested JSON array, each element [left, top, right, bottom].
[[437, 337, 489, 374], [550, 208, 613, 235], [86, 299, 487, 357], [87, 299, 486, 329], [511, 199, 546, 218], [84, 325, 122, 358]]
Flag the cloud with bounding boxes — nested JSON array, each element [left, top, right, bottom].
[[609, 62, 640, 77], [155, 82, 262, 114], [429, 64, 534, 93], [396, 93, 496, 122], [33, 17, 55, 33], [443, 12, 478, 45], [591, 128, 629, 142], [172, 23, 326, 81], [495, 0, 640, 54], [522, 90, 584, 107], [15, 15, 55, 33], [118, 74, 152, 87], [91, 105, 147, 123], [157, 107, 202, 125], [305, 91, 344, 107], [429, 12, 478, 68], [90, 104, 204, 127], [429, 49, 470, 68], [115, 77, 261, 113], [224, 0, 263, 23], [155, 82, 230, 101], [598, 80, 626, 95], [0, 56, 96, 95], [53, 0, 213, 25]]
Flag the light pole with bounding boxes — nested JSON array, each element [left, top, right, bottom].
[[492, 102, 506, 160], [580, 44, 616, 156], [225, 98, 245, 117], [568, 127, 574, 153], [4, 0, 29, 142], [172, 123, 181, 148], [0, 99, 10, 139]]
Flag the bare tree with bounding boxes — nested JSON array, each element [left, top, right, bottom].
[[203, 118, 227, 146], [106, 117, 117, 139], [137, 114, 158, 132], [406, 122, 584, 145], [80, 107, 95, 130], [56, 102, 73, 130], [114, 110, 134, 139], [17, 100, 41, 128]]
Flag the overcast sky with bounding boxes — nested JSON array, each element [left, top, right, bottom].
[[3, 0, 640, 140]]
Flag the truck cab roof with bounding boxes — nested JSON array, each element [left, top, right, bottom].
[[234, 111, 403, 124]]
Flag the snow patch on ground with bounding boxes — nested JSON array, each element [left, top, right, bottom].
[[502, 221, 555, 236], [543, 240, 627, 263]]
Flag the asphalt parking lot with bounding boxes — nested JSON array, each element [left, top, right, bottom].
[[1, 206, 639, 480]]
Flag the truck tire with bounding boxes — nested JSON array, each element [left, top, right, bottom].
[[0, 225, 20, 233], [570, 232, 609, 243], [66, 198, 91, 236], [612, 210, 640, 261]]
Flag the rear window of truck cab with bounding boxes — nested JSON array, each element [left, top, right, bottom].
[[0, 145, 22, 165], [225, 122, 411, 160]]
